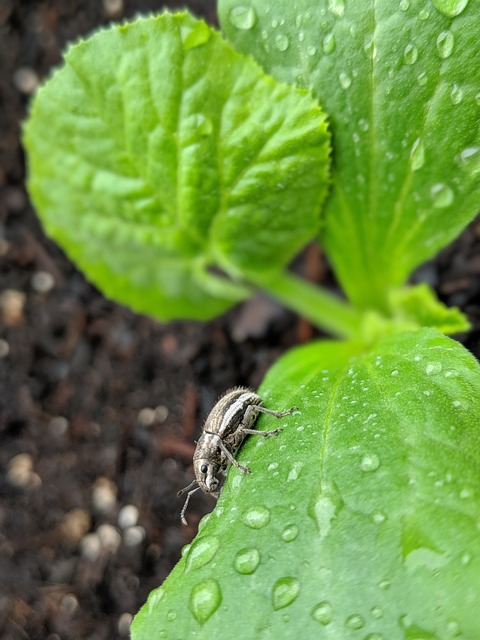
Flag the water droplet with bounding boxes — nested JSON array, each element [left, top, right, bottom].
[[391, 369, 399, 376], [268, 462, 279, 471], [339, 72, 352, 89], [306, 45, 317, 56], [287, 461, 303, 482], [450, 83, 464, 104], [323, 33, 336, 54], [372, 511, 386, 524], [461, 552, 472, 565], [476, 92, 480, 106], [378, 578, 391, 589], [358, 118, 369, 132], [228, 6, 257, 30], [242, 506, 271, 529], [275, 34, 289, 51], [198, 513, 211, 531], [167, 610, 177, 621], [346, 613, 365, 629], [282, 524, 299, 542], [403, 43, 418, 65], [272, 577, 300, 610], [431, 183, 454, 208], [458, 146, 480, 174], [361, 453, 380, 472], [146, 587, 165, 615], [328, 0, 345, 17], [410, 138, 425, 170], [186, 536, 220, 571], [436, 30, 455, 59], [311, 601, 333, 625], [181, 543, 191, 557], [371, 605, 383, 618], [419, 8, 430, 18], [233, 547, 260, 574], [417, 71, 428, 86], [425, 362, 442, 375], [190, 578, 222, 624], [399, 0, 410, 9], [365, 634, 384, 640], [431, 0, 469, 17]]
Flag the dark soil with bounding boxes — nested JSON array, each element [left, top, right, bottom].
[[1, 2, 479, 639]]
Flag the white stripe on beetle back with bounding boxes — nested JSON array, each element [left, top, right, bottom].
[[218, 392, 260, 436]]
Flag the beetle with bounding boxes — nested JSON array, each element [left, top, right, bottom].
[[178, 387, 297, 524]]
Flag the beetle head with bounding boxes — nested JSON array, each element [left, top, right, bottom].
[[193, 458, 220, 494]]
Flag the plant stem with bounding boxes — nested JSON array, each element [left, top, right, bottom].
[[248, 270, 363, 339]]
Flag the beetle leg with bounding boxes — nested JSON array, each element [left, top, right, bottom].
[[180, 486, 200, 525]]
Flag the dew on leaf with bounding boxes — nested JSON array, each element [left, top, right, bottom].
[[450, 83, 464, 105], [378, 578, 391, 589], [339, 72, 352, 89], [425, 362, 442, 375], [241, 506, 271, 529], [323, 33, 336, 54], [272, 577, 300, 610], [417, 71, 428, 85], [419, 9, 430, 19], [167, 610, 177, 621], [458, 146, 480, 174], [185, 536, 220, 571], [182, 21, 211, 50], [361, 453, 380, 472], [399, 0, 410, 10], [346, 613, 365, 629], [410, 138, 425, 170], [282, 524, 299, 542], [311, 601, 333, 625], [233, 547, 260, 575], [430, 183, 454, 208], [431, 0, 469, 17], [328, 0, 345, 17], [391, 369, 399, 376], [228, 5, 257, 30], [146, 587, 165, 615], [371, 605, 383, 618], [461, 552, 472, 566], [436, 30, 454, 58], [363, 37, 376, 59], [403, 43, 418, 64], [306, 45, 317, 56], [275, 34, 289, 51], [372, 511, 386, 524], [365, 634, 384, 640], [190, 578, 222, 624]]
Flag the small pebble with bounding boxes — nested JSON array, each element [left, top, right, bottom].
[[137, 407, 155, 427], [123, 525, 146, 547], [80, 533, 102, 560], [118, 504, 139, 530], [96, 524, 121, 553], [0, 289, 26, 326], [13, 67, 39, 93], [7, 453, 33, 487], [103, 0, 124, 17], [31, 270, 55, 293], [0, 339, 9, 358], [60, 508, 90, 544], [92, 477, 117, 513], [59, 594, 79, 617]]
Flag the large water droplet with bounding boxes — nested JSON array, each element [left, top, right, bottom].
[[190, 578, 222, 624], [339, 72, 352, 89], [360, 453, 380, 472], [228, 6, 257, 30], [328, 0, 345, 17], [403, 44, 418, 65], [450, 83, 464, 105], [186, 536, 220, 571], [282, 524, 299, 542], [272, 577, 300, 610], [458, 146, 480, 174], [146, 587, 165, 615], [323, 33, 336, 54], [436, 30, 454, 58], [431, 0, 469, 17], [400, 0, 410, 9], [346, 613, 365, 629], [233, 547, 260, 574], [183, 22, 211, 50], [275, 34, 289, 51], [242, 506, 271, 529], [311, 601, 333, 624], [430, 183, 454, 208], [410, 138, 425, 170]]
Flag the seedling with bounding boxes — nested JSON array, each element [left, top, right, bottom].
[[23, 2, 480, 638]]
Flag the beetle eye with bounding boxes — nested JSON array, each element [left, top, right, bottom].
[[200, 464, 208, 474]]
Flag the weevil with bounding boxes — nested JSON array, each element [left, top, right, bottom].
[[178, 387, 297, 524]]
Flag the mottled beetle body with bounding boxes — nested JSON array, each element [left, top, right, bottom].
[[178, 387, 296, 524]]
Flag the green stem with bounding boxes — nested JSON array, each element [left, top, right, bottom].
[[247, 270, 363, 339]]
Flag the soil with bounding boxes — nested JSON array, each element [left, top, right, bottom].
[[1, 2, 479, 639]]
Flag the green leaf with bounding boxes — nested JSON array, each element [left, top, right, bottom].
[[132, 328, 480, 639], [24, 12, 330, 321], [219, 0, 480, 310]]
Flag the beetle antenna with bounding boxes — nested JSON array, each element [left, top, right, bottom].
[[177, 479, 198, 497]]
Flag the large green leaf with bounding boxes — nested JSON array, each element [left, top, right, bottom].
[[132, 328, 480, 639], [24, 12, 330, 321], [219, 0, 480, 310]]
